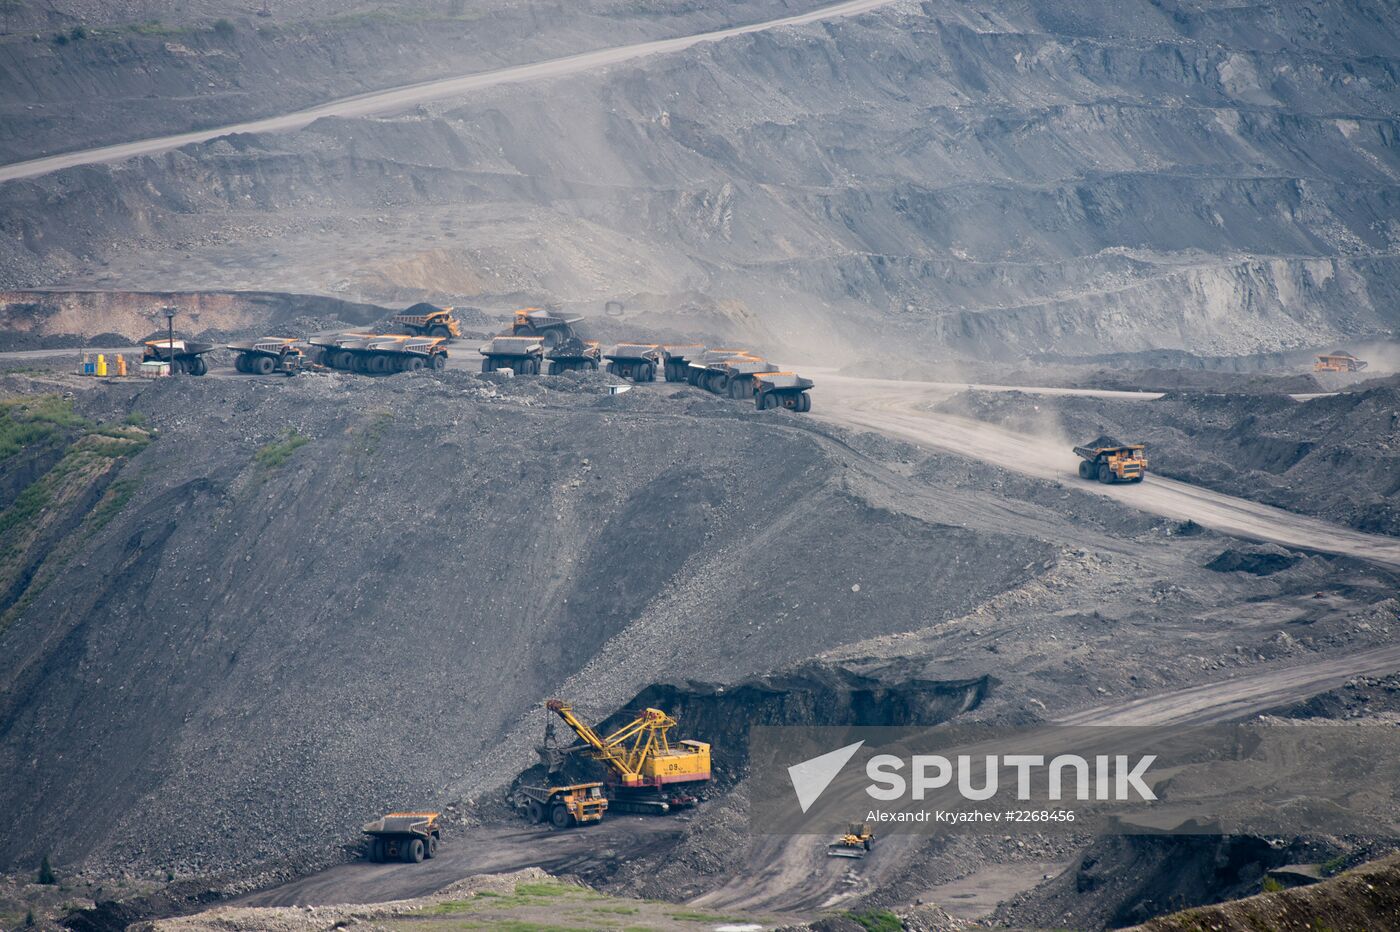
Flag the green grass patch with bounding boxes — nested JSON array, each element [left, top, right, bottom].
[[254, 429, 309, 469], [590, 904, 638, 915], [124, 411, 147, 426], [1321, 854, 1347, 876], [0, 395, 89, 460], [513, 882, 591, 898], [1261, 876, 1285, 893], [667, 911, 748, 923], [847, 909, 903, 932]]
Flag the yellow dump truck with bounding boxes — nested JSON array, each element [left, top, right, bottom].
[[391, 303, 461, 339], [514, 782, 609, 829], [1314, 351, 1367, 373], [363, 811, 441, 863], [143, 339, 214, 376], [752, 372, 814, 412], [229, 338, 308, 376], [310, 333, 449, 374], [1074, 437, 1147, 483]]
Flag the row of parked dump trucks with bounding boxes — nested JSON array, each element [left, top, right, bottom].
[[140, 305, 816, 412]]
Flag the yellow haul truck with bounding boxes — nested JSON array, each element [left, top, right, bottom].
[[513, 782, 609, 829], [363, 811, 442, 863], [1314, 351, 1367, 373], [390, 303, 461, 339], [1074, 437, 1147, 483], [229, 338, 308, 375]]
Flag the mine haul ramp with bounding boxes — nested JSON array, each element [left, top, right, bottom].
[[1074, 439, 1147, 483], [515, 782, 608, 829], [604, 343, 664, 382], [310, 332, 448, 374], [363, 811, 442, 863], [480, 335, 545, 374], [143, 338, 215, 376], [391, 303, 461, 339], [228, 337, 308, 375]]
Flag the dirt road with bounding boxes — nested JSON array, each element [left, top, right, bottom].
[[236, 816, 682, 908], [0, 0, 899, 184], [813, 373, 1400, 570]]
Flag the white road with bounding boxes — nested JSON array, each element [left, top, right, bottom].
[[814, 372, 1400, 570], [0, 0, 900, 184]]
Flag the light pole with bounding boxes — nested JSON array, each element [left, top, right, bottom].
[[163, 306, 177, 375]]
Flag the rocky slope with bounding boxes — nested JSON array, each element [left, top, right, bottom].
[[0, 368, 1044, 878], [0, 0, 834, 164], [2, 0, 1398, 362]]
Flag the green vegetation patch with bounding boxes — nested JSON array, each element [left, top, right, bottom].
[[847, 909, 904, 932], [254, 429, 309, 469], [0, 395, 89, 460]]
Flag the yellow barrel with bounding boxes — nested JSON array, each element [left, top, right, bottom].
[[96, 354, 108, 376]]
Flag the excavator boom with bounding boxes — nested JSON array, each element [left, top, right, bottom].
[[545, 699, 710, 790]]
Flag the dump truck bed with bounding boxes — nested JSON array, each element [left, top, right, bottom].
[[480, 336, 544, 357], [144, 339, 214, 359], [753, 372, 814, 391], [605, 342, 662, 361], [1073, 443, 1145, 460], [362, 811, 440, 837], [228, 338, 301, 354]]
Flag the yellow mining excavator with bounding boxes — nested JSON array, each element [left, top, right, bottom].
[[543, 699, 710, 814]]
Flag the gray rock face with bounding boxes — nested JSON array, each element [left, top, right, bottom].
[[2, 1, 1397, 361]]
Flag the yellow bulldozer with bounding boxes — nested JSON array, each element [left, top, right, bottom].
[[827, 821, 876, 858]]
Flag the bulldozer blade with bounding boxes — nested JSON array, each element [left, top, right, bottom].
[[827, 846, 866, 859]]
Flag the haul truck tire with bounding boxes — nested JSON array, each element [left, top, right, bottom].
[[430, 325, 450, 338], [431, 354, 446, 370], [403, 838, 425, 863], [1098, 463, 1113, 483], [551, 804, 572, 829], [254, 355, 274, 375], [528, 800, 546, 823], [425, 835, 438, 858]]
